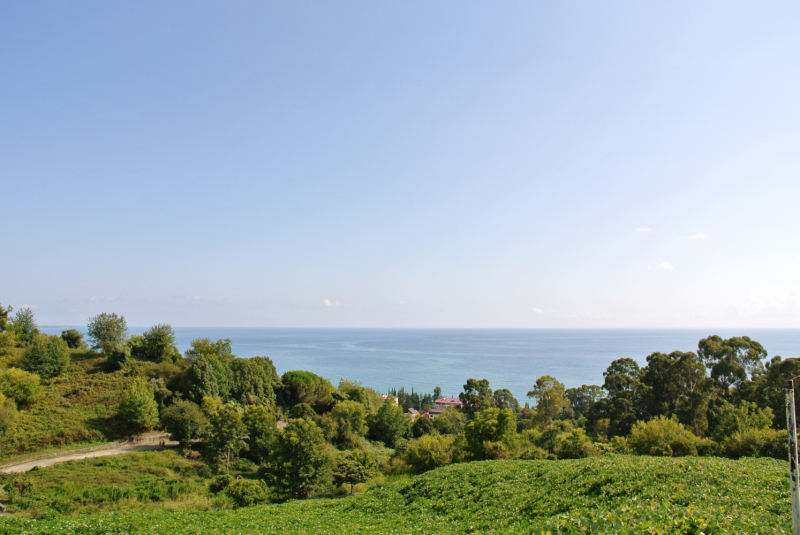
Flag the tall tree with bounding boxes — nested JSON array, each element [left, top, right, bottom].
[[265, 418, 327, 498], [329, 400, 368, 447], [86, 312, 128, 355], [459, 378, 493, 418], [463, 407, 517, 460], [640, 351, 710, 435], [601, 358, 645, 437], [161, 399, 208, 447], [493, 388, 520, 411], [207, 405, 246, 473], [243, 405, 276, 464], [368, 399, 410, 447], [527, 376, 569, 425], [698, 335, 767, 395], [131, 324, 181, 363], [12, 308, 39, 345]]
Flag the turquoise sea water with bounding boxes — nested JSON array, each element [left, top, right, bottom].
[[40, 327, 800, 401]]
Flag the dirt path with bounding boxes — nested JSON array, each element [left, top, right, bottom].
[[0, 442, 179, 473]]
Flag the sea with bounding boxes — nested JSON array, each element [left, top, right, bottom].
[[39, 327, 800, 402]]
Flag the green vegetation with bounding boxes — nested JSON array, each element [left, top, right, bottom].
[[0, 456, 791, 533]]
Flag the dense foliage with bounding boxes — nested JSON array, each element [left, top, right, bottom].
[[0, 456, 791, 534]]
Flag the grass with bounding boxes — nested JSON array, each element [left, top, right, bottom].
[[0, 450, 217, 517], [0, 352, 153, 457], [0, 455, 791, 534]]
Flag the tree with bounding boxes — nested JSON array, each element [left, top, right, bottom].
[[0, 392, 18, 441], [265, 417, 327, 498], [698, 335, 767, 395], [0, 368, 42, 407], [565, 385, 604, 420], [404, 434, 455, 473], [459, 378, 493, 418], [207, 405, 246, 473], [22, 334, 70, 379], [492, 388, 519, 411], [527, 376, 569, 425], [329, 400, 368, 447], [117, 377, 160, 433], [433, 386, 442, 400], [368, 399, 410, 447], [12, 308, 39, 345], [185, 337, 234, 363], [332, 452, 375, 495], [463, 407, 517, 460], [640, 351, 710, 435], [243, 405, 277, 464], [60, 329, 85, 349], [148, 378, 172, 408], [224, 479, 270, 507], [411, 415, 436, 438], [601, 358, 645, 437], [280, 371, 334, 412], [433, 406, 466, 435], [289, 402, 317, 420], [131, 324, 181, 364], [711, 400, 773, 442], [87, 312, 128, 355], [0, 303, 12, 332], [161, 399, 209, 447], [230, 357, 280, 406]]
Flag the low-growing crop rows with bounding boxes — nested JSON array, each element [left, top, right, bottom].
[[0, 455, 791, 534]]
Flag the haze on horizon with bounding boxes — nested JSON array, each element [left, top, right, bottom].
[[2, 2, 799, 329]]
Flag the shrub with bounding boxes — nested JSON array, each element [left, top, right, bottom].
[[60, 329, 85, 349], [404, 434, 455, 473], [411, 415, 436, 438], [0, 367, 42, 406], [332, 452, 376, 494], [116, 377, 160, 433], [225, 478, 270, 507], [86, 312, 128, 355], [554, 428, 599, 459], [289, 402, 317, 420], [722, 428, 786, 460], [161, 400, 209, 447], [629, 416, 699, 457], [130, 324, 181, 364], [22, 335, 70, 379]]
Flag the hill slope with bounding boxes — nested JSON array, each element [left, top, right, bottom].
[[1, 455, 791, 534]]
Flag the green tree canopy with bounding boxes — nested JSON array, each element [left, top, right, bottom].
[[207, 404, 246, 473], [368, 399, 410, 447], [527, 375, 569, 425], [463, 407, 517, 460], [492, 388, 519, 411], [131, 324, 181, 364], [161, 399, 209, 447], [280, 371, 334, 412], [87, 312, 128, 354], [640, 351, 710, 435], [230, 357, 279, 406], [12, 308, 39, 345], [117, 377, 160, 433], [601, 358, 645, 437], [22, 334, 70, 379], [265, 417, 328, 498], [329, 400, 368, 447], [698, 335, 767, 394], [459, 378, 493, 419], [0, 367, 42, 407], [332, 451, 375, 495], [404, 434, 455, 473], [60, 329, 85, 349], [243, 405, 277, 464]]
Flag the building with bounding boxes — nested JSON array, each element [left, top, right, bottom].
[[434, 397, 462, 410]]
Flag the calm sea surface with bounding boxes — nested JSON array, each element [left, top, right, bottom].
[[40, 328, 800, 401]]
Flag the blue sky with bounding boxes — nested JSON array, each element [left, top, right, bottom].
[[2, 2, 799, 328]]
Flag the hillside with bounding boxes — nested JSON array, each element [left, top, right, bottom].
[[1, 455, 790, 534]]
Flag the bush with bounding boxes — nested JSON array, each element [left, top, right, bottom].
[[404, 434, 455, 473], [161, 400, 209, 447], [224, 478, 270, 507], [130, 324, 181, 364], [22, 335, 70, 379], [629, 416, 699, 457], [554, 428, 599, 459], [411, 415, 436, 438], [722, 428, 787, 460], [116, 377, 159, 433], [0, 367, 42, 406], [60, 329, 85, 349]]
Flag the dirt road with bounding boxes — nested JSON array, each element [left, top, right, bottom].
[[0, 442, 178, 473]]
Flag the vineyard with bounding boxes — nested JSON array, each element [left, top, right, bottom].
[[1, 455, 791, 534]]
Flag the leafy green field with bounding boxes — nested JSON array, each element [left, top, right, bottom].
[[1, 455, 791, 534]]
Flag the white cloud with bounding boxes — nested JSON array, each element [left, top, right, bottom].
[[192, 296, 202, 301], [324, 299, 332, 307], [658, 262, 675, 270], [335, 301, 340, 306], [685, 232, 708, 240], [634, 227, 653, 233], [533, 308, 544, 313], [398, 300, 406, 305]]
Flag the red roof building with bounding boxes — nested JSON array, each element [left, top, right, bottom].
[[434, 397, 462, 410]]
